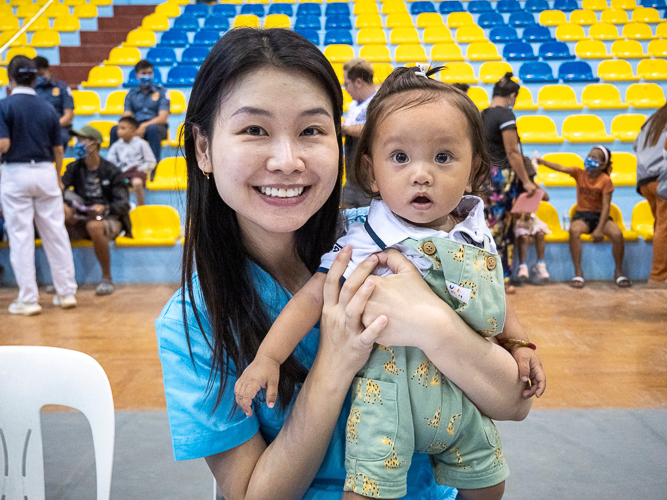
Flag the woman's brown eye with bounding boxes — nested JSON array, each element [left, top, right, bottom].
[[247, 126, 261, 135]]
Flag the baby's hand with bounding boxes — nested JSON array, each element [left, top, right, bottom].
[[234, 354, 281, 417], [512, 347, 546, 399]]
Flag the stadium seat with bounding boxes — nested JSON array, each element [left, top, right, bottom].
[[631, 200, 655, 241], [204, 15, 230, 30], [386, 14, 413, 28], [583, 0, 608, 9], [467, 0, 494, 13], [538, 153, 581, 187], [611, 39, 646, 57], [1, 46, 37, 65], [597, 60, 638, 81], [0, 67, 7, 86], [490, 26, 520, 43], [655, 22, 667, 38], [571, 10, 599, 25], [360, 45, 392, 62], [395, 44, 428, 62], [46, 2, 69, 17], [192, 29, 220, 46], [612, 0, 637, 7], [355, 14, 383, 29], [467, 86, 490, 109], [115, 205, 181, 246], [563, 115, 612, 142], [431, 43, 465, 61], [456, 26, 487, 43], [212, 4, 238, 17], [167, 121, 184, 148], [31, 30, 61, 48], [72, 90, 101, 115], [325, 3, 350, 17], [438, 62, 478, 83], [555, 0, 580, 11], [53, 14, 80, 32], [99, 90, 127, 115], [325, 30, 353, 45], [183, 4, 209, 18], [16, 4, 39, 18], [169, 90, 187, 114], [589, 23, 620, 40], [498, 0, 524, 12], [440, 1, 465, 14], [535, 202, 569, 242], [140, 14, 169, 32], [519, 62, 559, 83], [611, 114, 646, 141], [411, 1, 436, 14], [626, 83, 666, 107], [297, 3, 321, 16], [358, 29, 387, 45], [325, 15, 352, 30], [556, 23, 587, 41], [559, 61, 600, 82], [647, 40, 667, 57], [509, 12, 537, 28], [640, 0, 666, 7], [447, 12, 475, 28], [478, 12, 505, 28], [467, 42, 502, 61], [540, 41, 575, 59], [105, 47, 141, 66], [503, 42, 538, 60], [234, 14, 260, 28], [166, 65, 198, 87], [622, 22, 654, 40], [296, 29, 320, 45], [417, 13, 445, 28], [324, 44, 354, 62], [601, 8, 630, 24], [632, 6, 661, 23], [158, 30, 189, 47], [516, 116, 563, 142], [240, 4, 265, 17], [382, 2, 409, 15], [523, 25, 555, 42], [155, 2, 181, 17], [479, 61, 514, 83], [575, 40, 611, 58], [526, 0, 550, 12], [180, 47, 208, 65], [582, 83, 629, 109], [637, 58, 667, 80], [295, 15, 320, 30], [73, 3, 97, 18], [353, 2, 378, 15], [423, 26, 454, 43], [124, 29, 156, 47], [609, 152, 637, 186], [538, 85, 583, 109], [569, 203, 637, 241], [390, 28, 420, 44], [85, 120, 115, 147], [330, 62, 343, 84], [268, 3, 292, 16], [539, 10, 568, 26], [372, 63, 393, 84], [173, 15, 200, 31], [81, 66, 123, 88]]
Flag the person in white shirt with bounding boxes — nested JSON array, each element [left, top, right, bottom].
[[106, 116, 156, 206]]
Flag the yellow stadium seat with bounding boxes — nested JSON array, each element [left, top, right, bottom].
[[517, 116, 563, 143], [423, 26, 453, 43], [631, 200, 654, 241], [141, 14, 169, 31], [395, 44, 428, 62], [0, 31, 27, 47], [45, 3, 69, 17], [556, 23, 587, 41], [648, 39, 667, 57], [85, 120, 116, 147], [60, 157, 77, 177], [611, 114, 646, 141], [360, 44, 392, 62], [170, 90, 186, 114], [154, 2, 181, 17], [167, 122, 184, 148], [589, 22, 620, 39], [325, 45, 354, 63], [264, 14, 290, 28], [233, 14, 260, 28], [539, 153, 581, 187], [249, 0, 270, 4], [438, 62, 478, 83], [456, 25, 486, 43], [390, 28, 420, 44], [81, 65, 123, 88], [514, 87, 539, 111], [538, 85, 583, 110], [611, 39, 646, 57], [467, 86, 489, 110], [342, 89, 351, 112], [146, 158, 188, 191], [31, 29, 61, 47], [53, 14, 80, 31], [430, 43, 465, 61], [1, 46, 37, 64], [0, 4, 12, 17], [123, 29, 156, 47], [626, 82, 666, 107], [353, 3, 378, 15], [570, 9, 598, 25], [0, 67, 7, 86], [622, 22, 653, 39], [466, 42, 501, 61], [597, 59, 639, 80], [632, 7, 661, 23], [479, 61, 513, 83], [536, 202, 570, 242], [372, 63, 394, 84], [569, 203, 637, 241], [358, 28, 386, 45], [90, 0, 113, 5], [563, 114, 612, 142], [66, 0, 86, 7], [26, 16, 51, 31], [582, 83, 629, 109], [116, 205, 181, 246], [72, 90, 101, 115], [0, 18, 20, 33], [16, 4, 40, 18], [601, 8, 629, 24], [331, 62, 344, 84], [583, 0, 608, 9], [611, 0, 636, 8], [575, 40, 611, 58], [100, 90, 127, 114], [386, 14, 413, 28], [417, 13, 444, 28], [609, 151, 637, 186], [105, 46, 141, 66], [447, 12, 474, 28], [540, 10, 568, 26], [382, 2, 408, 14], [356, 14, 383, 29], [637, 58, 667, 80]]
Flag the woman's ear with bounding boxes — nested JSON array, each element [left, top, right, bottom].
[[363, 154, 379, 193], [467, 155, 482, 192], [193, 126, 213, 175]]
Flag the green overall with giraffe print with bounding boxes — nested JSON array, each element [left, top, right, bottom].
[[344, 237, 509, 498]]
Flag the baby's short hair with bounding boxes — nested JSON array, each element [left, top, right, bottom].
[[118, 116, 139, 129]]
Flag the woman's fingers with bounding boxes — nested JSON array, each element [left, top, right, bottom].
[[358, 314, 388, 350], [338, 253, 378, 307], [322, 245, 352, 307], [376, 248, 422, 276], [344, 277, 376, 331]]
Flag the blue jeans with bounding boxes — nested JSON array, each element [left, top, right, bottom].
[[109, 122, 168, 164]]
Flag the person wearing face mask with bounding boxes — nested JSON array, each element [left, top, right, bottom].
[[0, 56, 77, 315], [62, 125, 132, 296], [33, 56, 74, 150], [108, 59, 170, 164]]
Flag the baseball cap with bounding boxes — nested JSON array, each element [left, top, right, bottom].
[[70, 125, 103, 145]]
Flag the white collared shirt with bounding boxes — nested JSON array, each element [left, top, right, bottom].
[[320, 196, 496, 280], [10, 87, 37, 96]]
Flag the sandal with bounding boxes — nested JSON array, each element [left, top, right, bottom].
[[615, 276, 632, 288], [569, 276, 585, 289], [96, 279, 115, 296]]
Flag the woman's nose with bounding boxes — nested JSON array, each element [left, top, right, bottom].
[[267, 138, 305, 174]]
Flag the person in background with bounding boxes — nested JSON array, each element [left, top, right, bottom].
[[63, 125, 132, 296], [109, 60, 169, 164], [0, 56, 77, 315], [341, 58, 376, 208], [107, 116, 156, 206], [33, 56, 74, 151]]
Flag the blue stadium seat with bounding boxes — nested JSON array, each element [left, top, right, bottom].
[[519, 62, 559, 82], [180, 47, 209, 65], [167, 66, 198, 87], [523, 25, 554, 42], [558, 61, 600, 82], [525, 0, 550, 12], [157, 30, 189, 48], [204, 15, 230, 31], [478, 13, 505, 28], [440, 1, 465, 14], [504, 42, 538, 60], [295, 15, 320, 30], [497, 0, 524, 13], [146, 47, 176, 66], [269, 3, 293, 16], [296, 28, 320, 46], [490, 26, 520, 43], [641, 0, 666, 7], [325, 3, 350, 16], [324, 29, 353, 46], [240, 4, 265, 17], [211, 4, 237, 17], [468, 0, 494, 13], [183, 4, 208, 18], [539, 41, 575, 60], [125, 68, 164, 88], [173, 15, 199, 32], [191, 29, 220, 47], [411, 1, 436, 14], [325, 15, 352, 30], [296, 4, 321, 17], [553, 0, 578, 11], [509, 12, 536, 27]]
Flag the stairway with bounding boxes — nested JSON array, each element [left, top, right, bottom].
[[49, 4, 157, 88]]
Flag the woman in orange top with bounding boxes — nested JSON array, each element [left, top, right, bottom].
[[537, 146, 631, 289]]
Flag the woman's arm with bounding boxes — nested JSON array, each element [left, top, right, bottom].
[[536, 157, 578, 177], [501, 129, 537, 196]]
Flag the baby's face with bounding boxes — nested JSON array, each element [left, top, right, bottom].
[[367, 98, 474, 230]]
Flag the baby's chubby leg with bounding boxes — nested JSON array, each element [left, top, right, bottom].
[[456, 481, 505, 500]]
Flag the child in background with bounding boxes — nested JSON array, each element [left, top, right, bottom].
[[235, 67, 546, 500], [536, 145, 631, 288], [106, 116, 156, 206]]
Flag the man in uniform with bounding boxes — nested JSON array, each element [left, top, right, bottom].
[[33, 56, 74, 150]]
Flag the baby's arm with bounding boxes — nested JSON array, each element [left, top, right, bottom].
[[234, 272, 326, 416]]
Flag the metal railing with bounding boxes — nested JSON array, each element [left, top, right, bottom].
[[0, 0, 57, 57]]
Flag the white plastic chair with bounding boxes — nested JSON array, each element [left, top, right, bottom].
[[0, 346, 115, 500]]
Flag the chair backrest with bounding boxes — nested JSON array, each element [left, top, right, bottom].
[[0, 346, 114, 500]]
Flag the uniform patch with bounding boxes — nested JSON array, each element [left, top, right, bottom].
[[152, 92, 160, 101], [52, 87, 60, 97]]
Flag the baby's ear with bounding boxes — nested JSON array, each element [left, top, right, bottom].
[[467, 155, 482, 192], [193, 126, 212, 175], [363, 154, 379, 194]]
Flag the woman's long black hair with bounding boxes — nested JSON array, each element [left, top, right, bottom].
[[181, 28, 344, 412]]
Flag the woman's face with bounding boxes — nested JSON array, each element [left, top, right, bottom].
[[198, 67, 339, 239]]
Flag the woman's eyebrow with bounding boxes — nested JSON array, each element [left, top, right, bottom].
[[301, 107, 332, 118], [231, 106, 272, 118]]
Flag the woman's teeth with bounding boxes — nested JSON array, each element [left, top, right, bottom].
[[259, 186, 304, 198]]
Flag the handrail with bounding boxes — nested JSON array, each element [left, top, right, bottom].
[[0, 0, 56, 56]]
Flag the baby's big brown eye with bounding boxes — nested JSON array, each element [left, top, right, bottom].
[[435, 153, 450, 164], [394, 152, 409, 163]]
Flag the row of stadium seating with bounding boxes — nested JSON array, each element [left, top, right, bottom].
[[1, 14, 85, 32], [4, 3, 99, 18]]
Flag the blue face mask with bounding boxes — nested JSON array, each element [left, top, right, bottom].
[[138, 75, 154, 87], [35, 76, 48, 87], [584, 157, 600, 171], [73, 142, 88, 160]]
